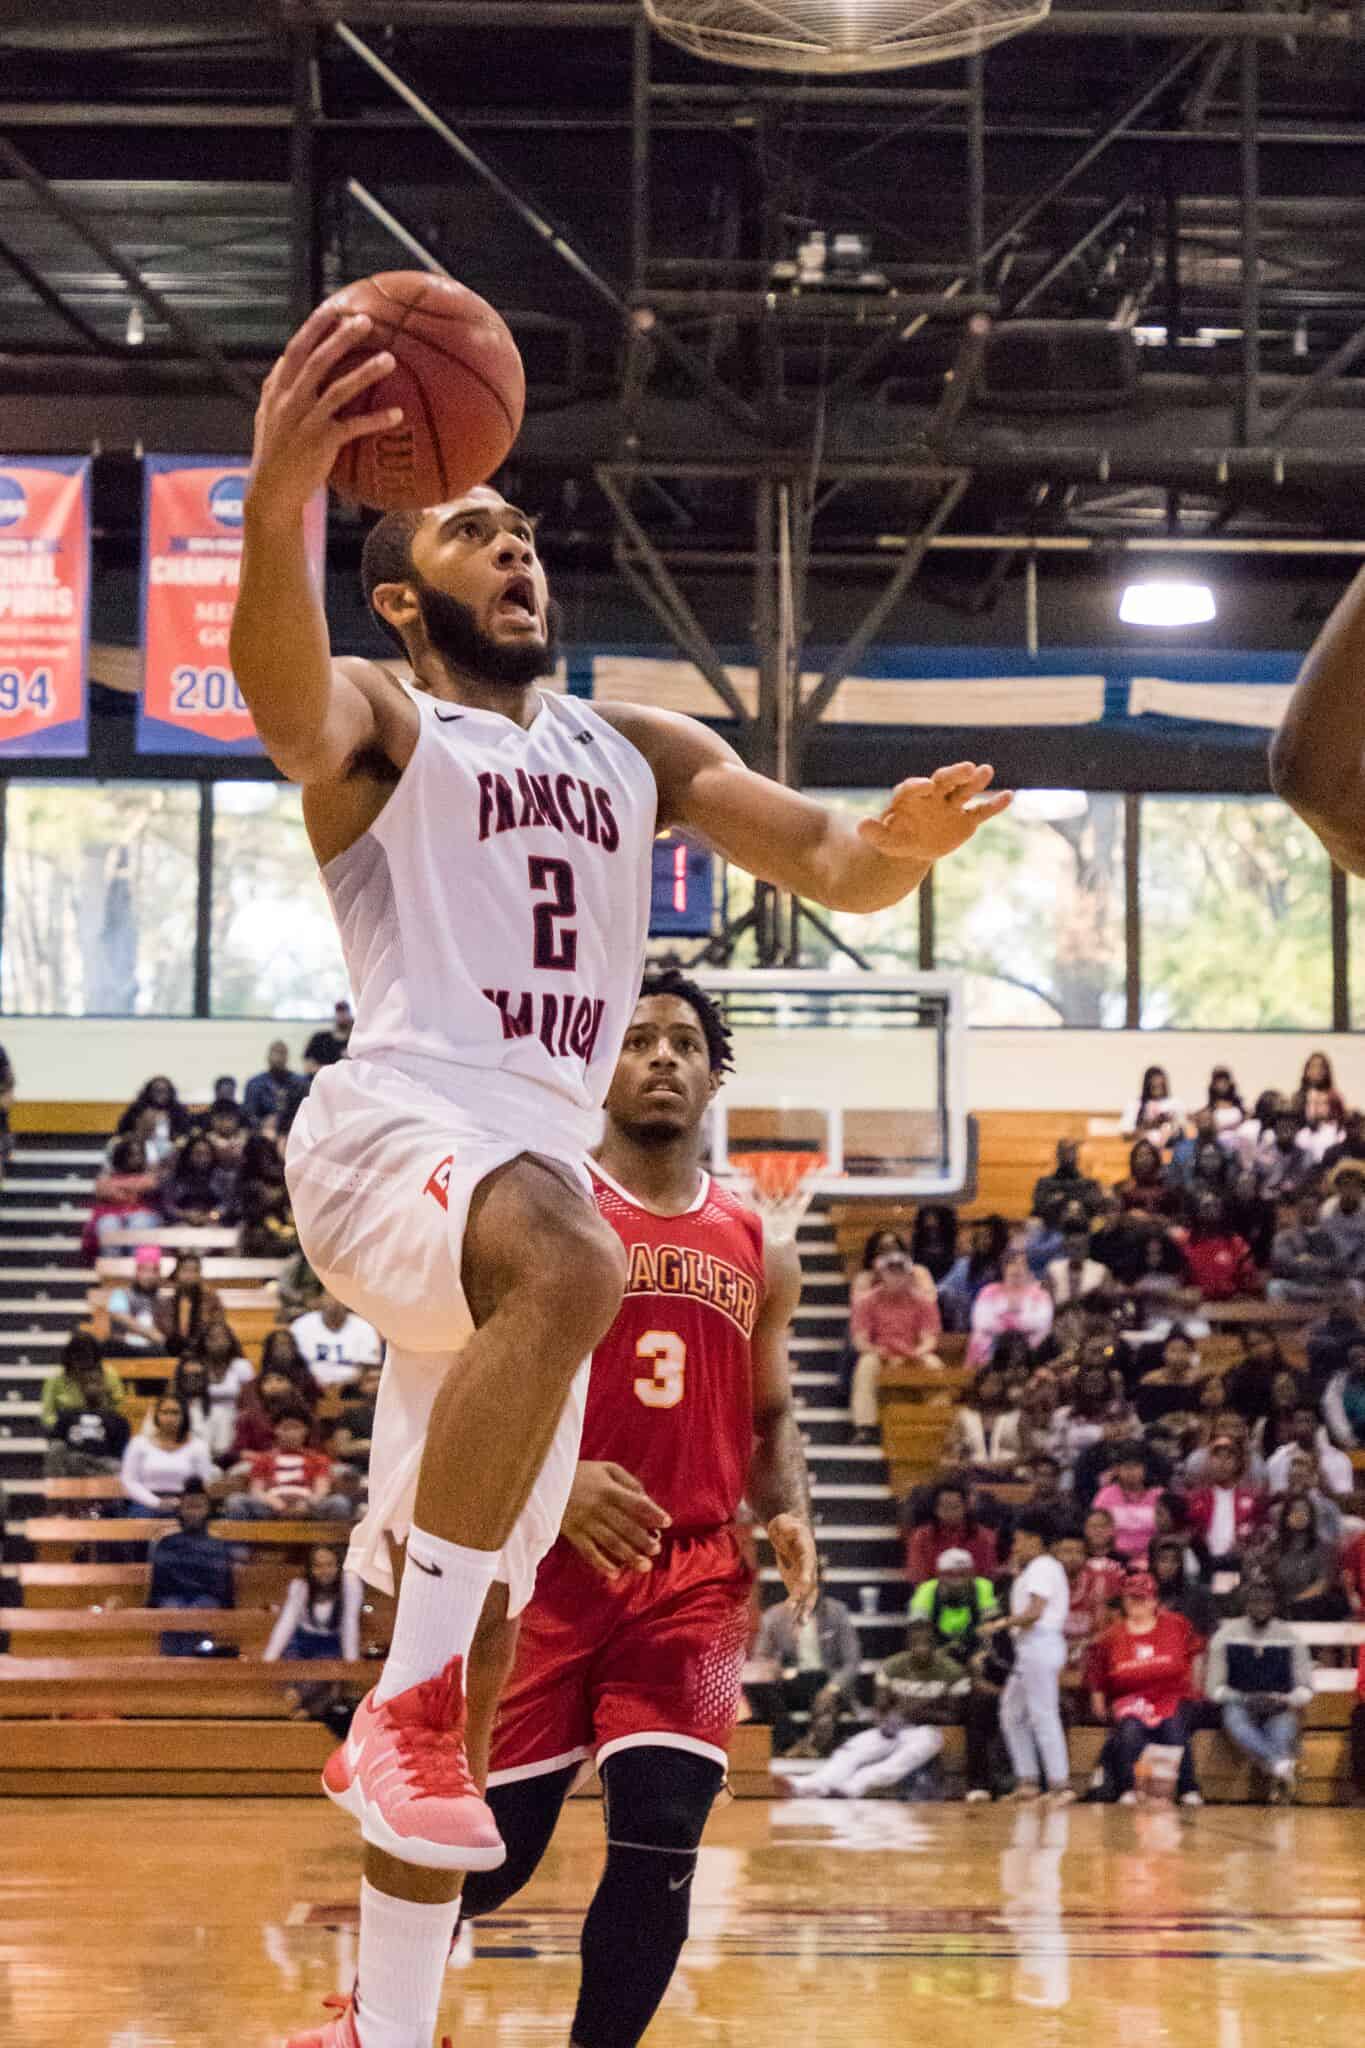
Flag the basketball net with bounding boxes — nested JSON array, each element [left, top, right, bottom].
[[728, 1149, 826, 1241]]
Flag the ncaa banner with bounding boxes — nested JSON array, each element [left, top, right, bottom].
[[0, 456, 91, 757], [137, 457, 325, 754]]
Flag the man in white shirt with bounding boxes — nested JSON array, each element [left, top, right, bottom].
[[988, 1513, 1074, 1803], [289, 1290, 383, 1388], [1265, 1405, 1356, 1499]]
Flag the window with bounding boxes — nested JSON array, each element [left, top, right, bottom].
[[210, 784, 347, 1016], [1141, 798, 1331, 1028], [934, 792, 1126, 1026], [1, 781, 198, 1014]]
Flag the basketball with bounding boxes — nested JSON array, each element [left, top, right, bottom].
[[320, 270, 525, 513]]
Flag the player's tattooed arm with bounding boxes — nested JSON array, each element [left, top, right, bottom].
[[601, 702, 1010, 912], [746, 1233, 818, 1621], [1273, 562, 1365, 874]]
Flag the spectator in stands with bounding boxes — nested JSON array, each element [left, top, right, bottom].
[[1267, 1193, 1348, 1307], [328, 1362, 383, 1480], [1323, 1339, 1365, 1450], [84, 1136, 165, 1259], [45, 1353, 131, 1478], [1266, 1496, 1343, 1622], [224, 1405, 353, 1522], [162, 1135, 232, 1228], [238, 1131, 298, 1256], [190, 1321, 256, 1462], [1295, 1051, 1346, 1125], [154, 1251, 224, 1358], [783, 1618, 968, 1801], [1187, 1436, 1267, 1591], [1321, 1109, 1365, 1179], [1208, 1576, 1315, 1801], [1257, 1113, 1318, 1200], [1250, 1371, 1310, 1459], [1205, 1066, 1247, 1139], [1091, 1193, 1154, 1288], [1134, 1329, 1205, 1427], [910, 1207, 958, 1286], [1081, 1506, 1127, 1614], [147, 1482, 235, 1656], [116, 1076, 194, 1145], [944, 1363, 1022, 1472], [289, 1288, 385, 1391], [1093, 1445, 1164, 1564], [244, 1040, 306, 1128], [228, 1365, 320, 1466], [1122, 1067, 1186, 1150], [149, 1357, 216, 1454], [909, 1546, 1004, 1802], [277, 1246, 324, 1323], [1054, 1520, 1107, 1687], [40, 1331, 125, 1432], [989, 1514, 1074, 1804], [303, 1000, 354, 1075], [1265, 1404, 1355, 1499], [937, 1216, 1009, 1331], [1186, 1408, 1266, 1487], [121, 1393, 216, 1516], [1176, 1193, 1260, 1302], [905, 1479, 998, 1586], [103, 1244, 165, 1354], [968, 1252, 1054, 1368], [1032, 1140, 1104, 1231], [1226, 1327, 1295, 1424], [1320, 1163, 1365, 1264], [1306, 1295, 1365, 1391], [259, 1326, 323, 1399], [1298, 1087, 1348, 1170], [1087, 1569, 1203, 1805], [1150, 1534, 1216, 1640], [1231, 1089, 1284, 1171], [749, 1585, 860, 1758], [851, 1230, 911, 1308], [1117, 1142, 1183, 1223], [202, 1098, 250, 1179], [263, 1543, 363, 1720], [1045, 1209, 1112, 1308], [1055, 1354, 1120, 1469], [1168, 1109, 1217, 1189], [1225, 1165, 1277, 1270], [1274, 1450, 1347, 1550]]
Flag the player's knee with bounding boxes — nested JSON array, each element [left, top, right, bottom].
[[601, 1746, 723, 1854], [533, 1205, 626, 1349]]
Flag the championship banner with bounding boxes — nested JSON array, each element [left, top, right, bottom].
[[137, 457, 325, 754], [0, 456, 91, 757]]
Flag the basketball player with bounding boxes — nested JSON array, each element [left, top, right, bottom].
[[232, 302, 1007, 2048], [1274, 567, 1365, 874]]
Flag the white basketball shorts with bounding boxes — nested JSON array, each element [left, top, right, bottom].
[[285, 1055, 592, 1615]]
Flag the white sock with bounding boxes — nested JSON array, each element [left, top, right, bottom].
[[354, 1878, 460, 2048], [373, 1525, 500, 1705]]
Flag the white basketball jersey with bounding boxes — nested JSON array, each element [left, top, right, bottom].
[[322, 681, 657, 1142]]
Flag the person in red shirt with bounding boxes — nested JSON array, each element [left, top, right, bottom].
[[223, 1406, 352, 1521], [1087, 1569, 1204, 1804], [1185, 1436, 1268, 1585], [905, 1478, 999, 1587], [1174, 1193, 1261, 1303]]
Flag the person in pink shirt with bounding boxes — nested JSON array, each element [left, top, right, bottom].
[[850, 1250, 943, 1445], [1092, 1446, 1164, 1563], [967, 1251, 1054, 1368]]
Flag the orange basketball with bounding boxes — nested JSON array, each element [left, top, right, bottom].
[[320, 271, 525, 513]]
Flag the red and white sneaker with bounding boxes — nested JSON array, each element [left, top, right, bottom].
[[284, 1990, 451, 2048], [322, 1655, 505, 1872]]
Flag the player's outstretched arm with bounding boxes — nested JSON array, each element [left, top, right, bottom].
[[1272, 564, 1365, 874], [230, 304, 415, 786], [746, 1234, 818, 1620], [605, 704, 1009, 912]]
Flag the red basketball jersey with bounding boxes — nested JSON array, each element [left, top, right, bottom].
[[584, 1162, 766, 1533]]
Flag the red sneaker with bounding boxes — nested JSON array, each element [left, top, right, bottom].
[[284, 1991, 451, 2048], [322, 1655, 505, 1872]]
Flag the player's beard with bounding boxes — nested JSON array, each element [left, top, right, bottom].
[[415, 575, 562, 688]]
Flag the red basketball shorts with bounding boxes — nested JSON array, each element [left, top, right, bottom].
[[488, 1526, 753, 1783]]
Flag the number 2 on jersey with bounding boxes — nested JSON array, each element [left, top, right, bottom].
[[529, 854, 578, 970], [634, 1329, 686, 1409]]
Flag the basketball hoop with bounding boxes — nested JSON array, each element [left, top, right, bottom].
[[728, 1149, 827, 1241], [643, 0, 1050, 75]]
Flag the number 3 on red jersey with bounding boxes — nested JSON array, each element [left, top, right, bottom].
[[634, 1329, 686, 1409]]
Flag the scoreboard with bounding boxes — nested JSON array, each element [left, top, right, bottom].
[[649, 829, 714, 938]]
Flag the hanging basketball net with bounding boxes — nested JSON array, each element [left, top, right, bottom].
[[643, 0, 1050, 75], [728, 1149, 827, 1241]]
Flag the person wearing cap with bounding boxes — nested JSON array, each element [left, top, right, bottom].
[[1087, 1568, 1204, 1805], [102, 1244, 165, 1354], [909, 1547, 1003, 1802], [1207, 1577, 1314, 1802], [1186, 1436, 1268, 1591], [985, 1512, 1074, 1804], [781, 1617, 969, 1801]]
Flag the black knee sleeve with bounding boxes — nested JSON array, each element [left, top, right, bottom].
[[572, 1747, 724, 2048], [462, 1762, 578, 1921]]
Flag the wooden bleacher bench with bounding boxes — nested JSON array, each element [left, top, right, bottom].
[[1, 1608, 277, 1655], [13, 1561, 296, 1608], [97, 1256, 288, 1284], [99, 1226, 243, 1252], [23, 1517, 357, 1559], [0, 1656, 372, 1718]]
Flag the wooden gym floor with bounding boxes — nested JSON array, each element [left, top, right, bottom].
[[3, 1796, 1363, 2048]]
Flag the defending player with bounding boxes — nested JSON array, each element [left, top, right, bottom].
[[234, 304, 1007, 2048], [1274, 566, 1365, 873], [456, 969, 816, 2048]]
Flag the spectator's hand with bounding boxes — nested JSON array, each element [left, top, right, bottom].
[[768, 1512, 819, 1622], [561, 1460, 670, 1577]]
